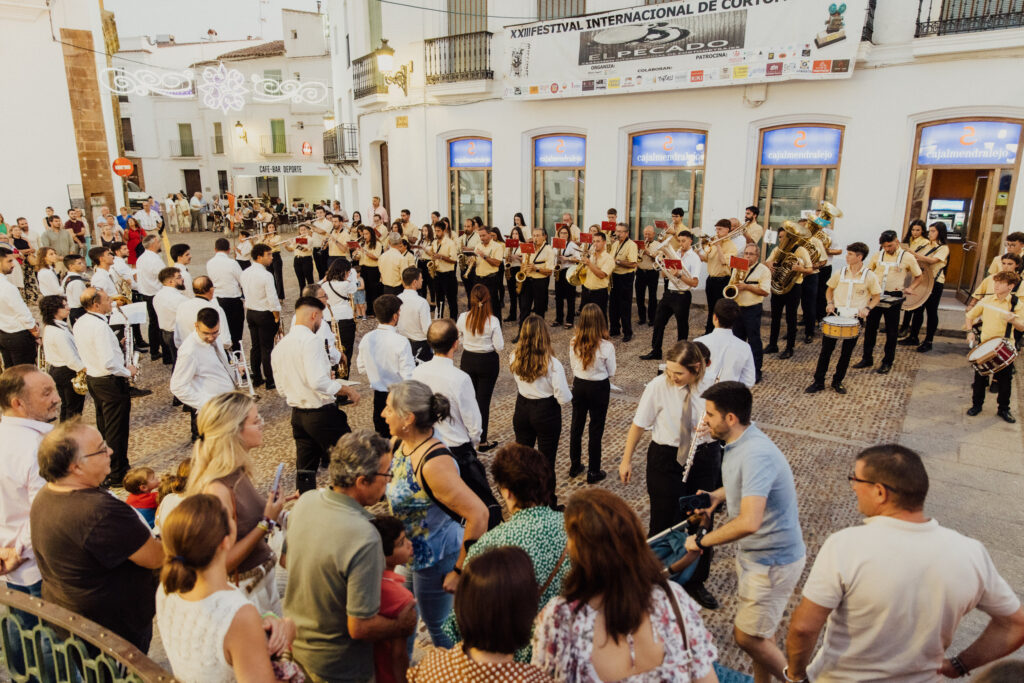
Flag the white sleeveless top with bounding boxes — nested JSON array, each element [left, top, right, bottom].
[[156, 585, 252, 683]]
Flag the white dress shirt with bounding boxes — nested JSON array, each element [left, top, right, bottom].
[[73, 312, 128, 377], [111, 256, 135, 292], [0, 278, 36, 332], [136, 250, 164, 296], [0, 416, 51, 586], [42, 322, 84, 371], [569, 338, 616, 381], [356, 324, 415, 392], [134, 208, 161, 232], [323, 273, 357, 321], [61, 272, 87, 310], [206, 252, 243, 298], [291, 312, 341, 365], [36, 268, 61, 297], [90, 267, 118, 298], [170, 332, 238, 410], [662, 247, 702, 292], [694, 327, 757, 388], [240, 263, 280, 312], [153, 286, 189, 334], [508, 353, 572, 404], [175, 264, 193, 296], [456, 313, 504, 353], [397, 289, 431, 342], [412, 356, 482, 447], [174, 297, 230, 349], [633, 374, 704, 447], [271, 325, 342, 409]]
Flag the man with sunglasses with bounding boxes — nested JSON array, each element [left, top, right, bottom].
[[784, 444, 1024, 682]]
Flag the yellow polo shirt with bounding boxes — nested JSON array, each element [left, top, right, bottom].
[[379, 247, 416, 287], [868, 249, 923, 292], [827, 266, 882, 313], [610, 238, 638, 275], [527, 242, 556, 279], [433, 237, 458, 273], [358, 241, 383, 268], [705, 239, 737, 278], [473, 240, 504, 278], [583, 251, 615, 290], [967, 294, 1024, 343], [734, 262, 771, 307]]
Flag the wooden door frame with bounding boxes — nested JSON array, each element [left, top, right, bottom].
[[531, 134, 585, 233], [447, 136, 493, 229], [625, 128, 708, 239], [379, 142, 390, 216]]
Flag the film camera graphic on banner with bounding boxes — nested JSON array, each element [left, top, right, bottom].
[[503, 0, 867, 100]]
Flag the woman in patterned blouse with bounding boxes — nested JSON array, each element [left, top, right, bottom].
[[532, 489, 719, 682]]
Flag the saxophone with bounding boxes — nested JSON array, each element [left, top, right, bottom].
[[330, 317, 348, 378], [427, 239, 439, 279], [769, 221, 814, 295]]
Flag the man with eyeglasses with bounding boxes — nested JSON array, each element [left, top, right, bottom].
[[284, 430, 417, 683], [784, 444, 1024, 683]]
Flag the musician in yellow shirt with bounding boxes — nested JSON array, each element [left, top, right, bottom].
[[986, 232, 1024, 276], [966, 271, 1024, 422], [700, 219, 738, 334], [732, 243, 772, 382], [429, 222, 459, 317], [471, 225, 505, 318], [970, 253, 1023, 308], [609, 223, 638, 342], [902, 222, 950, 353], [580, 231, 615, 319]]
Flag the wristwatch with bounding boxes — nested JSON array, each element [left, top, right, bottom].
[[694, 528, 709, 550]]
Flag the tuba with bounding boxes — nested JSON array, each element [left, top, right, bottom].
[[770, 221, 814, 295], [809, 201, 842, 259]]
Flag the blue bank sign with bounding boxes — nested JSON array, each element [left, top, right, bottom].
[[449, 138, 492, 168], [761, 126, 842, 166], [534, 135, 586, 168], [917, 121, 1021, 166], [631, 132, 706, 167]]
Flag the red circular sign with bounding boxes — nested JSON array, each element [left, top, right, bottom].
[[112, 157, 134, 177], [301, 141, 313, 156]]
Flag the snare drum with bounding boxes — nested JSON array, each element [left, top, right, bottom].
[[821, 316, 860, 339], [967, 337, 1017, 376]]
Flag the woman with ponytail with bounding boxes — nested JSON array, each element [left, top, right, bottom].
[[456, 283, 504, 451], [156, 494, 296, 683], [383, 379, 489, 648]]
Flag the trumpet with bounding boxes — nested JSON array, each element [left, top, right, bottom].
[[653, 252, 695, 291], [229, 343, 257, 399]]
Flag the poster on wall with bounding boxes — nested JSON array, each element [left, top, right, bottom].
[[503, 0, 869, 100]]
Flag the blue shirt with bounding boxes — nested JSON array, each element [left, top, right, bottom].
[[721, 423, 805, 565]]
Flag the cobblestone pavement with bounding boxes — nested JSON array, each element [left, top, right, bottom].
[[81, 232, 1022, 675]]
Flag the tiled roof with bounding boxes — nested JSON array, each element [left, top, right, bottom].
[[215, 40, 285, 60]]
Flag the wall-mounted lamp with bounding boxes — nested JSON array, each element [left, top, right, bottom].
[[376, 38, 412, 97], [323, 112, 335, 128], [234, 121, 247, 143]]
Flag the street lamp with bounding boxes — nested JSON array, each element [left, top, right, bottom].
[[376, 38, 412, 97], [234, 121, 247, 143]]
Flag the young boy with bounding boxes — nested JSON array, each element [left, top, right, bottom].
[[369, 515, 416, 683], [61, 254, 88, 326], [966, 270, 1024, 422], [123, 467, 160, 527]]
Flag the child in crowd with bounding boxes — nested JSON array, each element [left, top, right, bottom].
[[155, 458, 191, 532], [353, 264, 367, 319], [124, 467, 160, 527], [368, 515, 417, 683]]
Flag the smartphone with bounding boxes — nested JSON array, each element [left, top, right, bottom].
[[678, 493, 711, 513], [271, 463, 285, 498]]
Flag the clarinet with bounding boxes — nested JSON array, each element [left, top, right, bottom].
[[681, 363, 726, 483]]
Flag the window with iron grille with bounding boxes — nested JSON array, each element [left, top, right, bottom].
[[538, 0, 586, 20], [448, 0, 487, 35]]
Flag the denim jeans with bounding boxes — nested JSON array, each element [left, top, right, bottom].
[[410, 553, 458, 648]]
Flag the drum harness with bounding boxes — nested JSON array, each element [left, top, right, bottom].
[[837, 265, 869, 318]]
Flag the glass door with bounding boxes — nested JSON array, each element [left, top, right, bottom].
[[956, 174, 989, 301], [450, 169, 490, 229], [534, 169, 583, 236]]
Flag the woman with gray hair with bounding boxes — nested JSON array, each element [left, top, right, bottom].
[[383, 379, 489, 648]]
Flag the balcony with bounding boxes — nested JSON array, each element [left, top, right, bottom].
[[211, 135, 225, 155], [260, 135, 291, 155], [916, 0, 1024, 37], [352, 52, 388, 99], [861, 0, 877, 42], [424, 31, 493, 84], [323, 123, 359, 164], [169, 138, 200, 157]]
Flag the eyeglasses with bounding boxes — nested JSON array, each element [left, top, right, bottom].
[[80, 442, 111, 459], [374, 471, 394, 481], [847, 475, 901, 493]]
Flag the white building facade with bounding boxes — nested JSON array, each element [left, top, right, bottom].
[[324, 0, 1024, 300]]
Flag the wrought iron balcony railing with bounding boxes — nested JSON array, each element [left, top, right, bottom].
[[424, 31, 493, 84], [916, 0, 1024, 37], [259, 135, 291, 155], [169, 138, 199, 157], [323, 123, 359, 164], [352, 52, 388, 99]]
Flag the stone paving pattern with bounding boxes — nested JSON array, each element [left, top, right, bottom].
[[71, 233, 1022, 676]]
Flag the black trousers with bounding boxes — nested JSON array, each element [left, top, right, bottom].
[[293, 255, 315, 292], [160, 330, 178, 366], [506, 267, 520, 319], [646, 441, 722, 539], [313, 247, 328, 279], [461, 350, 499, 442], [650, 290, 691, 356], [130, 290, 146, 346], [733, 304, 764, 375], [609, 271, 635, 336], [362, 266, 381, 316], [800, 272, 819, 337], [769, 284, 802, 350], [814, 335, 858, 385], [270, 252, 285, 301], [417, 261, 433, 302], [569, 377, 609, 473], [217, 296, 245, 352], [237, 259, 251, 271], [554, 270, 577, 325], [681, 442, 723, 587], [908, 280, 944, 343], [50, 365, 85, 421], [496, 263, 506, 311], [435, 270, 458, 318], [973, 364, 1013, 411], [635, 269, 659, 325], [513, 395, 561, 501], [373, 390, 389, 439], [817, 265, 833, 320], [292, 404, 352, 493], [246, 310, 277, 386], [477, 274, 502, 319], [86, 375, 131, 478], [337, 318, 355, 379], [461, 267, 475, 302], [142, 294, 163, 360], [861, 294, 903, 365], [519, 277, 550, 322], [409, 339, 434, 362], [580, 287, 609, 320], [0, 329, 36, 367], [704, 275, 729, 333]]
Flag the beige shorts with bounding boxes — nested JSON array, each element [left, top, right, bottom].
[[734, 553, 805, 638]]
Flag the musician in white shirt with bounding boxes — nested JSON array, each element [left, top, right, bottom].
[[174, 277, 230, 349], [152, 267, 188, 365], [169, 243, 193, 297], [35, 248, 62, 298], [240, 244, 281, 390], [170, 307, 237, 441], [72, 288, 135, 487], [292, 285, 342, 368], [87, 246, 118, 298], [356, 294, 415, 438], [39, 294, 85, 419], [641, 230, 702, 361], [509, 314, 572, 505], [235, 231, 253, 269], [321, 260, 357, 378], [397, 267, 432, 361], [568, 304, 616, 486], [0, 248, 39, 367], [206, 238, 245, 351], [272, 296, 359, 492], [60, 254, 88, 326], [695, 299, 757, 389], [456, 284, 504, 451], [136, 235, 166, 360]]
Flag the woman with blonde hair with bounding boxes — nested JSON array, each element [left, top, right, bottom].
[[456, 283, 503, 451], [186, 391, 293, 614], [156, 494, 295, 683], [568, 303, 615, 484], [509, 314, 572, 500]]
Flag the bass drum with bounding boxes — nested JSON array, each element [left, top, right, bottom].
[[901, 269, 933, 311]]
